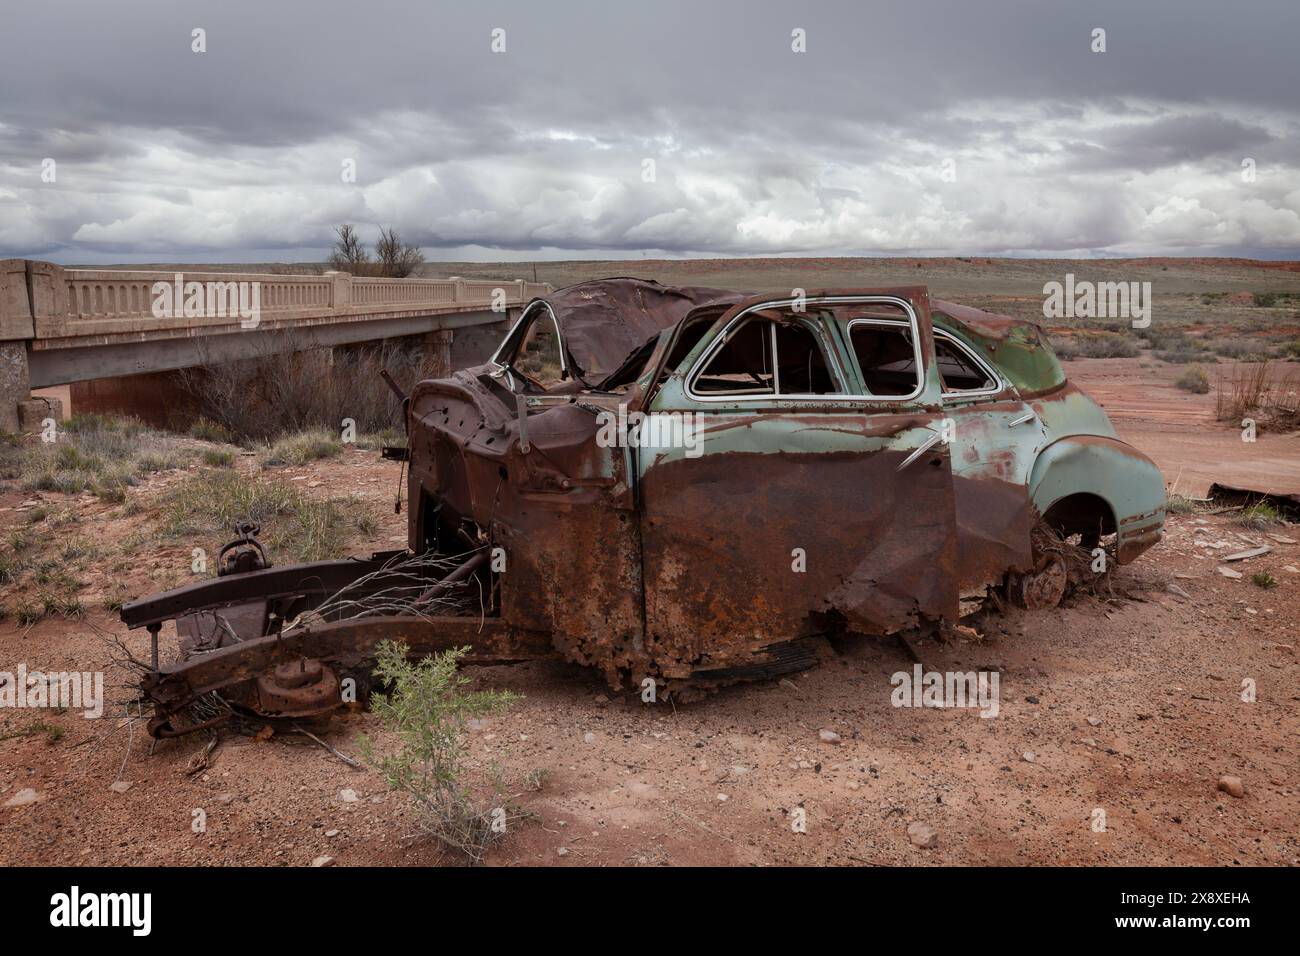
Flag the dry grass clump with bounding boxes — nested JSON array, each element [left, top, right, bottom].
[[1215, 362, 1300, 432]]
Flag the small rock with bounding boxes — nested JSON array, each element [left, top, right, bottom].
[[818, 729, 841, 744], [1217, 566, 1243, 579], [216, 792, 235, 805], [1086, 717, 1102, 727], [907, 821, 938, 849], [1217, 775, 1245, 798], [1223, 546, 1270, 562], [311, 855, 334, 867], [108, 781, 132, 794], [1022, 751, 1037, 763], [716, 793, 729, 802], [556, 847, 569, 857], [583, 732, 596, 744], [325, 829, 340, 838], [4, 788, 41, 808], [339, 788, 359, 803], [1025, 695, 1040, 705]]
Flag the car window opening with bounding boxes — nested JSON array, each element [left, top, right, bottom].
[[935, 335, 997, 393], [695, 318, 840, 396], [850, 322, 921, 397], [517, 315, 566, 387]]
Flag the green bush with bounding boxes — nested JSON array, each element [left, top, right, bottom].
[[359, 641, 522, 864], [1236, 502, 1282, 529]]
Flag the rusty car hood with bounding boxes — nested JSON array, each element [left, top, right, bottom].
[[538, 278, 742, 383]]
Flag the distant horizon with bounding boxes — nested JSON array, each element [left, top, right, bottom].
[[50, 252, 1300, 270]]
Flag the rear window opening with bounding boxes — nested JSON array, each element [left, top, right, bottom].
[[849, 322, 921, 396], [935, 334, 998, 393]]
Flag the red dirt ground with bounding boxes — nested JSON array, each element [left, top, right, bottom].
[[2, 358, 1297, 867]]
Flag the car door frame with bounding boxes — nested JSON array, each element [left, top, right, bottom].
[[635, 289, 961, 679]]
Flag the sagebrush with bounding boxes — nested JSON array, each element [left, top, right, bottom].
[[359, 641, 521, 864]]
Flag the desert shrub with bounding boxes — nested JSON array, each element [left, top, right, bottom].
[[359, 641, 523, 864], [16, 414, 190, 499], [1156, 349, 1215, 365], [1209, 337, 1269, 361], [1252, 292, 1278, 308], [1235, 502, 1283, 529], [201, 448, 235, 468], [1215, 361, 1300, 431], [355, 428, 404, 451], [1165, 493, 1200, 514], [157, 469, 372, 564], [1050, 333, 1139, 360], [1251, 571, 1277, 589], [175, 337, 422, 444], [1175, 365, 1211, 394], [14, 602, 41, 626], [190, 418, 238, 444], [259, 430, 343, 468]]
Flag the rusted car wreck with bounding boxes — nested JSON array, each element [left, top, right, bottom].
[[122, 278, 1166, 736]]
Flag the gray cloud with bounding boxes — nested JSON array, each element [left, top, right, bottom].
[[1, 0, 1298, 261]]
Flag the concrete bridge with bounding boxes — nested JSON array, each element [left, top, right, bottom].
[[0, 259, 549, 431]]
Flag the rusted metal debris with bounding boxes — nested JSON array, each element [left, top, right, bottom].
[[122, 278, 1166, 736]]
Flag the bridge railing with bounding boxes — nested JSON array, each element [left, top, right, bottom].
[[24, 265, 550, 343]]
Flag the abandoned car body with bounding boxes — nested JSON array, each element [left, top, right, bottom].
[[122, 278, 1166, 736]]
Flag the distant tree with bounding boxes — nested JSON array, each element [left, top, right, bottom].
[[327, 224, 423, 277], [375, 227, 425, 278], [327, 224, 371, 274]]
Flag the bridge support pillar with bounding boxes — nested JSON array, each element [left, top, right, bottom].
[[0, 342, 31, 433], [1, 259, 36, 433], [424, 329, 454, 380]]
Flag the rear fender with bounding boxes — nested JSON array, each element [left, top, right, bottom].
[[1029, 436, 1166, 563]]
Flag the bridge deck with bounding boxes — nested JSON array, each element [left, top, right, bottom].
[[0, 259, 549, 430]]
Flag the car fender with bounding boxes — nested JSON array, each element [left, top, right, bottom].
[[1028, 435, 1166, 563]]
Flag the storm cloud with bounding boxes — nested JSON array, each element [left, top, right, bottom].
[[1, 0, 1297, 262]]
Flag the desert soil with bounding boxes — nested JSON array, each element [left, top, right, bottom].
[[2, 358, 1298, 867]]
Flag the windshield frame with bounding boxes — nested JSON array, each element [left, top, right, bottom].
[[487, 300, 571, 391]]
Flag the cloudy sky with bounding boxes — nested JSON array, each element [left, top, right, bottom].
[[1, 0, 1297, 263]]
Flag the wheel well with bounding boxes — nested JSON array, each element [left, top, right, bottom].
[[1041, 492, 1117, 539]]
